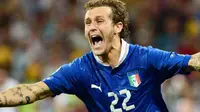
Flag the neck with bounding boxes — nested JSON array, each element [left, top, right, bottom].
[[98, 37, 122, 68]]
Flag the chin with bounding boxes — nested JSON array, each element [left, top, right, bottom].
[[92, 50, 105, 56]]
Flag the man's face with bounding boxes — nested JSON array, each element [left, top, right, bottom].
[[84, 6, 117, 56]]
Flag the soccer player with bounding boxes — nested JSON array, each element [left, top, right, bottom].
[[0, 0, 200, 112]]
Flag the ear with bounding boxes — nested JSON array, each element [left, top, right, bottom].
[[114, 22, 123, 35]]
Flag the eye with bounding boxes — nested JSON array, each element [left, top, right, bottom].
[[85, 19, 91, 25], [97, 19, 104, 24]]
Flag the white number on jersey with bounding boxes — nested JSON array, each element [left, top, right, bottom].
[[108, 89, 135, 112]]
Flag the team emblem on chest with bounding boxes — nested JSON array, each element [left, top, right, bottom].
[[127, 70, 141, 87]]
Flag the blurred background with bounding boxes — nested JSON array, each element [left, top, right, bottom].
[[0, 0, 200, 112]]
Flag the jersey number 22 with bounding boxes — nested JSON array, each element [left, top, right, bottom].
[[108, 89, 135, 112]]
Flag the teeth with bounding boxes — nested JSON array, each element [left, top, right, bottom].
[[91, 35, 97, 38]]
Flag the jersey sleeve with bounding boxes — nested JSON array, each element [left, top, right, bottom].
[[42, 58, 85, 96], [147, 46, 191, 80]]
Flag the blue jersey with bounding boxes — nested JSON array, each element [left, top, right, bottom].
[[43, 42, 191, 112]]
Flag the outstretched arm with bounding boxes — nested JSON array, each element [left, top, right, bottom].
[[188, 52, 200, 72], [0, 81, 52, 107]]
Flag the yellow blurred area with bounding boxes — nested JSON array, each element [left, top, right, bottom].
[[184, 19, 199, 38], [0, 0, 19, 13], [68, 49, 85, 61], [25, 62, 42, 81], [0, 45, 12, 68]]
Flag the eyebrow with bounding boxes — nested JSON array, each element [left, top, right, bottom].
[[85, 15, 105, 21], [85, 18, 90, 21], [96, 16, 104, 18]]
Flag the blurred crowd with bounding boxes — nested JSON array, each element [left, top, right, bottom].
[[0, 0, 200, 112]]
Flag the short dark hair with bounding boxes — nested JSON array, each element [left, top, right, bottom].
[[85, 0, 130, 39]]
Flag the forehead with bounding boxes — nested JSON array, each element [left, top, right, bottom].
[[85, 6, 112, 19]]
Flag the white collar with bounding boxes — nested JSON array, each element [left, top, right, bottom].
[[93, 39, 129, 68]]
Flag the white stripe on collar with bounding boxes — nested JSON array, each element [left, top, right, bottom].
[[93, 39, 129, 68]]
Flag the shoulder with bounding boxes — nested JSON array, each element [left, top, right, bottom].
[[129, 44, 168, 55], [61, 51, 93, 72], [50, 52, 94, 83], [128, 44, 166, 66], [129, 44, 154, 56], [126, 44, 153, 67], [71, 51, 94, 66]]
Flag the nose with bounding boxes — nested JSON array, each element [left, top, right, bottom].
[[88, 22, 98, 33]]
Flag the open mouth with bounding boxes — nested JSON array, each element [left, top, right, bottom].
[[91, 35, 103, 46]]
